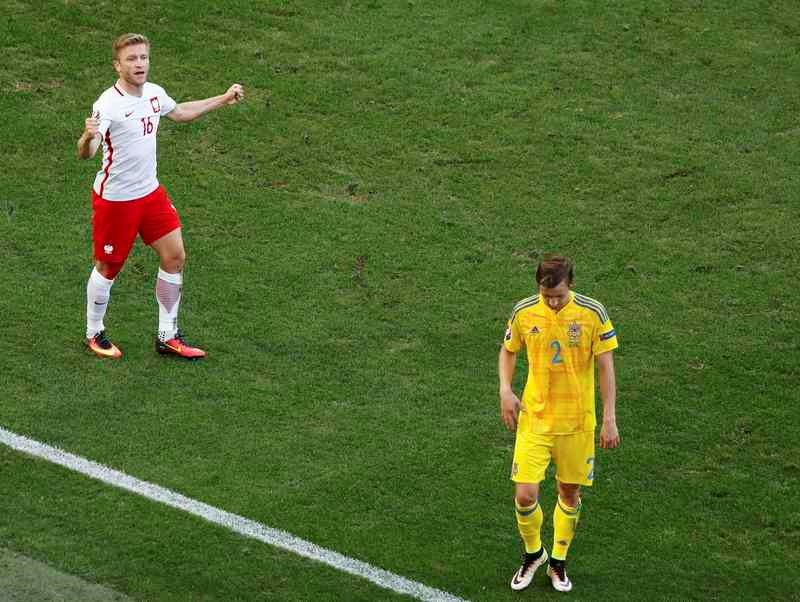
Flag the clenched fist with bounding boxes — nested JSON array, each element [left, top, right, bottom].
[[224, 83, 245, 105], [83, 111, 101, 139]]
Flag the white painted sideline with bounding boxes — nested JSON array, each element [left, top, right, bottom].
[[0, 426, 468, 602]]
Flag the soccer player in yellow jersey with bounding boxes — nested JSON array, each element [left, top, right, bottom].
[[498, 254, 619, 593]]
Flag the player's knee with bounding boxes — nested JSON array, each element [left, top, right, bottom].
[[558, 484, 581, 507], [514, 487, 538, 507], [96, 261, 124, 279], [160, 249, 186, 272], [515, 492, 538, 507]]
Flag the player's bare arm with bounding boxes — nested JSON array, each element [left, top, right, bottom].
[[498, 347, 522, 431], [166, 83, 244, 123], [597, 350, 620, 449], [76, 115, 101, 159]]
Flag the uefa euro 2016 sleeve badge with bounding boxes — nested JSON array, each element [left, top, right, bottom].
[[568, 322, 581, 347]]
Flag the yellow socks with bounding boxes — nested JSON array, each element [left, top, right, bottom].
[[515, 500, 544, 554], [551, 496, 581, 560], [516, 496, 583, 559]]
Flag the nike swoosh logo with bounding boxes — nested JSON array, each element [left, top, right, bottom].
[[125, 111, 134, 117]]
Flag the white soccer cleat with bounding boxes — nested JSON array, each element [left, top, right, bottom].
[[547, 561, 573, 592], [510, 547, 548, 591]]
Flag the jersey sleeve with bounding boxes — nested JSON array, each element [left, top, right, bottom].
[[503, 314, 524, 353], [593, 317, 618, 355], [159, 89, 177, 115]]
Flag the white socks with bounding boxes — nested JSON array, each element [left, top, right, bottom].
[[86, 267, 184, 342], [86, 268, 114, 338], [156, 268, 182, 342]]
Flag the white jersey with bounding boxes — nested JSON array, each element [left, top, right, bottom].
[[91, 82, 177, 201]]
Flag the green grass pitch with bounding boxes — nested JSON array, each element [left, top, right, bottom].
[[1, 1, 798, 600]]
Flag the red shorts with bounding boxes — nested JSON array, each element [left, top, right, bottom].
[[91, 185, 181, 264]]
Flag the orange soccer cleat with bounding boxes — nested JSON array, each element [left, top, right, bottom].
[[86, 330, 123, 359], [156, 331, 207, 360]]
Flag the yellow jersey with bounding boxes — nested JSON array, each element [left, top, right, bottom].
[[503, 291, 618, 435]]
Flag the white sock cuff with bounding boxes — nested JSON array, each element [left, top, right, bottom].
[[90, 267, 114, 288], [157, 268, 183, 285]]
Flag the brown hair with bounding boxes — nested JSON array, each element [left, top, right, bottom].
[[112, 33, 150, 60], [536, 253, 574, 288]]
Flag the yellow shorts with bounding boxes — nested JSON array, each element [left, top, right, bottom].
[[511, 430, 595, 486]]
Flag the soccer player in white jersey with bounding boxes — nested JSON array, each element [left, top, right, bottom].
[[77, 33, 244, 359]]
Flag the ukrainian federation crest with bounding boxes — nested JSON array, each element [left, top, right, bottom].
[[567, 321, 581, 347]]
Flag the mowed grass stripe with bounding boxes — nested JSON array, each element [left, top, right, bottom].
[[0, 426, 467, 602]]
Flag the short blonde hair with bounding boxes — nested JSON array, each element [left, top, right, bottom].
[[112, 33, 150, 60]]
